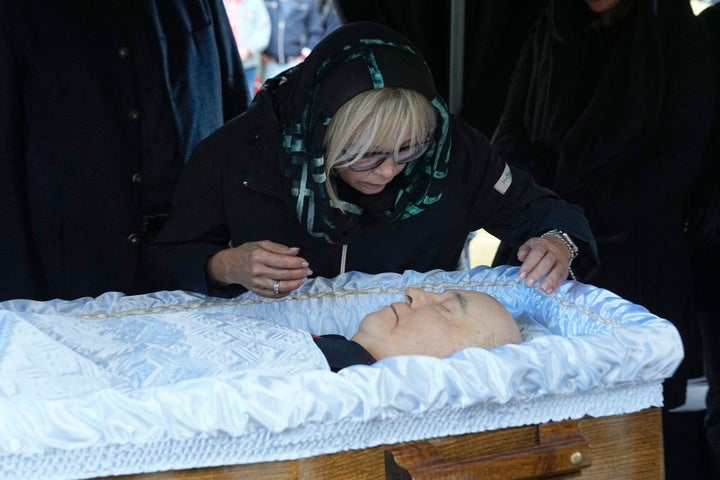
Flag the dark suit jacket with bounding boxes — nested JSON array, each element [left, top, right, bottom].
[[0, 0, 249, 301]]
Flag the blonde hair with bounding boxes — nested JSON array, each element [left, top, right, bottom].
[[323, 88, 437, 207]]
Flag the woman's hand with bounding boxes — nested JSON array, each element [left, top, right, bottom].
[[207, 240, 313, 298], [516, 236, 573, 294]]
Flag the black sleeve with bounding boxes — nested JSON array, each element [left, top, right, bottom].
[[145, 137, 239, 297], [490, 22, 545, 175], [0, 14, 50, 300], [454, 119, 599, 279]]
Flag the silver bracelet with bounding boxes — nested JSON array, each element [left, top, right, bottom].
[[541, 229, 578, 280]]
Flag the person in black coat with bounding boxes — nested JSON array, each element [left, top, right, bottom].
[[147, 21, 599, 299], [695, 3, 720, 478], [0, 0, 249, 301], [490, 0, 716, 466]]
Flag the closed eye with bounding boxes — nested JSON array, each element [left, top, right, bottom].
[[439, 303, 453, 313]]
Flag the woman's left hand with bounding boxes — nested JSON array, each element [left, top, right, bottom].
[[516, 236, 573, 294]]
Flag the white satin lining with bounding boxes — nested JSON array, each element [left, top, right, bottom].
[[0, 265, 682, 480]]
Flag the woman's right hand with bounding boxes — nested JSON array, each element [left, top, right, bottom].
[[206, 240, 313, 298]]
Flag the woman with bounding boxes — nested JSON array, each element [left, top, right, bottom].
[[490, 0, 715, 414], [147, 21, 598, 299]]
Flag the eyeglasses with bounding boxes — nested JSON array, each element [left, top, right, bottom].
[[346, 139, 433, 172]]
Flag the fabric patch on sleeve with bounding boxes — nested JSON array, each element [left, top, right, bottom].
[[494, 163, 513, 194]]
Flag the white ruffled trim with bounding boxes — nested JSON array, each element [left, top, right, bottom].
[[0, 266, 682, 480]]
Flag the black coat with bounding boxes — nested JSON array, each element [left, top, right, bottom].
[[494, 0, 715, 236], [492, 0, 716, 407], [0, 0, 249, 301], [147, 23, 598, 298]]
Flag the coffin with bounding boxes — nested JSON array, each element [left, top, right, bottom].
[[0, 265, 682, 480]]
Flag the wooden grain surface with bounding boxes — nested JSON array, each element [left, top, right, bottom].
[[385, 419, 593, 479], [98, 407, 664, 480]]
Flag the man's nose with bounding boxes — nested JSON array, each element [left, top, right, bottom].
[[405, 287, 436, 307]]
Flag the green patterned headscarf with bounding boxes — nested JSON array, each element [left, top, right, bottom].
[[270, 22, 451, 244]]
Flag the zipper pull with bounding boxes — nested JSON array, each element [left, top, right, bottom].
[[340, 244, 347, 275]]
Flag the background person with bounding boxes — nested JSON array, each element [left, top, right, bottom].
[[695, 3, 720, 478], [147, 22, 599, 300], [223, 0, 271, 96], [260, 0, 325, 81], [0, 0, 250, 301], [488, 0, 716, 476], [315, 0, 340, 36]]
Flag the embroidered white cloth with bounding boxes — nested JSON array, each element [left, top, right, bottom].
[[0, 265, 683, 480]]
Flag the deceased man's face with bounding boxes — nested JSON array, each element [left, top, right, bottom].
[[352, 288, 521, 360]]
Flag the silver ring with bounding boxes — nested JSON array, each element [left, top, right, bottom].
[[273, 280, 280, 295]]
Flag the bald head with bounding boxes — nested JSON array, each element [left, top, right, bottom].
[[461, 290, 522, 349]]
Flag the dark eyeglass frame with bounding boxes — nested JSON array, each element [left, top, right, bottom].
[[346, 139, 433, 172]]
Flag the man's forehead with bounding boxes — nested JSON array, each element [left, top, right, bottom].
[[450, 290, 497, 311]]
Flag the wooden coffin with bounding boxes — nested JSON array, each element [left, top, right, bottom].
[[102, 407, 663, 480]]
